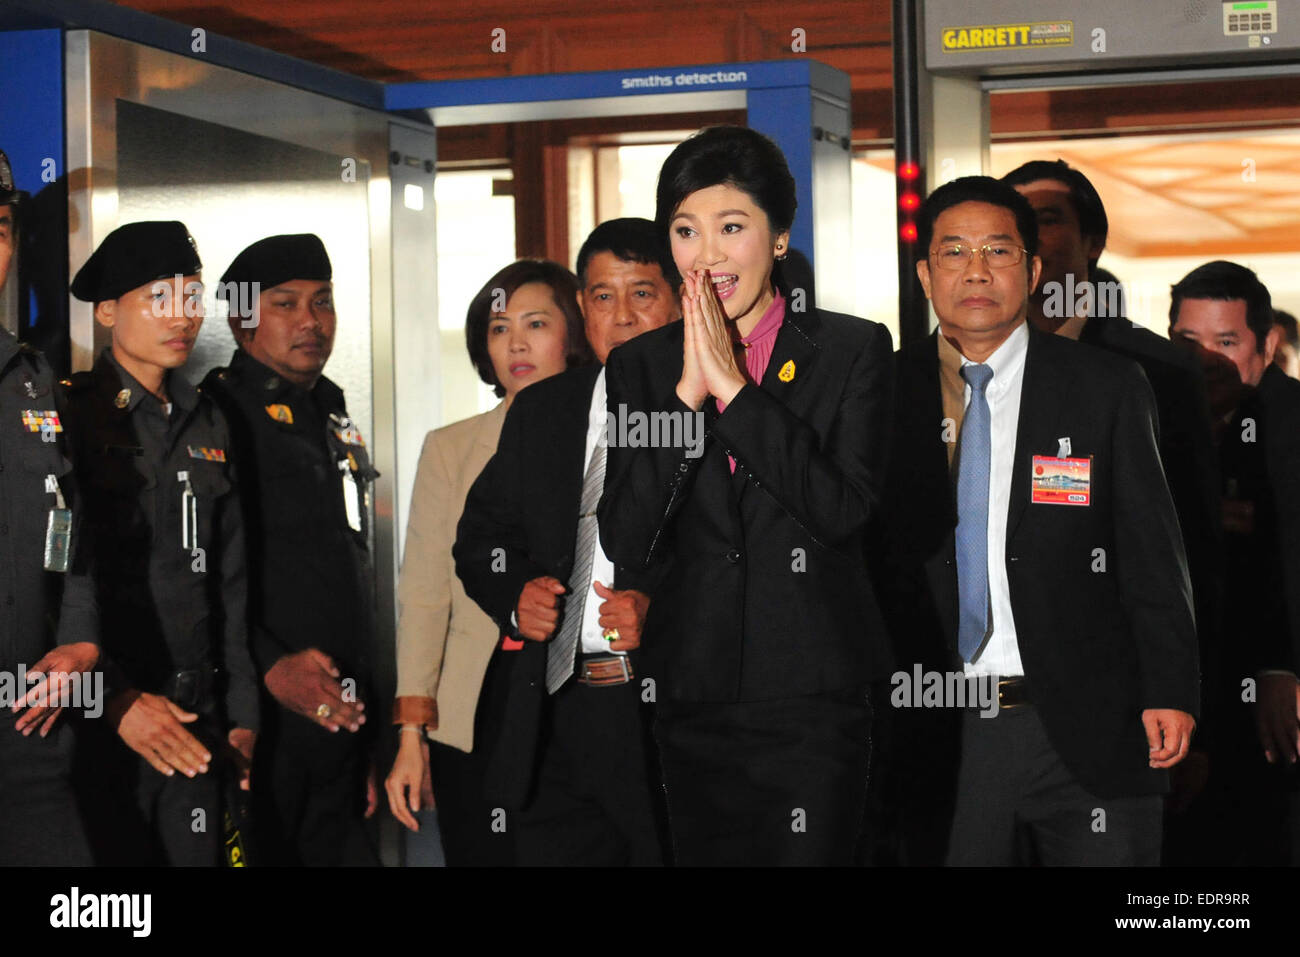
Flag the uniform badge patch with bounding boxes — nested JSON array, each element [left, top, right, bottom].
[[265, 403, 294, 424], [332, 425, 365, 448], [329, 412, 365, 448], [187, 446, 226, 462], [21, 410, 62, 433]]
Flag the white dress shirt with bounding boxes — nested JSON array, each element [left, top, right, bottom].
[[960, 321, 1029, 677], [579, 367, 621, 655]]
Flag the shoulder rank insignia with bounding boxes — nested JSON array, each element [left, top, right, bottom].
[[21, 410, 62, 433], [187, 446, 226, 462], [777, 359, 796, 383], [265, 403, 294, 424]]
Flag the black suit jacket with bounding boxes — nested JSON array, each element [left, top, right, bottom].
[[880, 326, 1199, 799], [453, 363, 663, 809], [598, 307, 895, 703], [1080, 316, 1223, 703], [1220, 364, 1300, 677]]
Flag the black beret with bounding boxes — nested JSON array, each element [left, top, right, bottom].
[[70, 221, 201, 303], [218, 234, 332, 304], [0, 149, 24, 208]]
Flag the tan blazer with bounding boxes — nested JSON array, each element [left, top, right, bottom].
[[392, 402, 506, 752]]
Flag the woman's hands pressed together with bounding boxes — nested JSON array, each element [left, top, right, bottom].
[[675, 269, 748, 411]]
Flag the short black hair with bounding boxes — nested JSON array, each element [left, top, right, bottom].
[[916, 176, 1038, 264], [1274, 309, 1298, 347], [465, 259, 593, 397], [1169, 260, 1274, 354], [1001, 159, 1109, 256], [656, 126, 797, 241], [575, 217, 676, 290]]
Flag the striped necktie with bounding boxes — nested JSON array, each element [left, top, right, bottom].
[[545, 432, 608, 693]]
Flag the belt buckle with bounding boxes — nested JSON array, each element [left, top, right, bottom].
[[172, 669, 199, 709], [997, 678, 1025, 711], [579, 655, 632, 686]]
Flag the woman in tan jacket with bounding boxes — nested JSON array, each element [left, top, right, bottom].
[[385, 259, 592, 865]]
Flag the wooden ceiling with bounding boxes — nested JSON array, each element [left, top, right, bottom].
[[113, 0, 896, 134], [113, 2, 1300, 255]]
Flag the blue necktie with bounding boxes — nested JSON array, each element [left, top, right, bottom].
[[956, 363, 994, 662]]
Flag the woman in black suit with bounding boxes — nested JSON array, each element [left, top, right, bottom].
[[598, 126, 895, 865]]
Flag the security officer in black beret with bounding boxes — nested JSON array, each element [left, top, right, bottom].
[[203, 233, 380, 866], [64, 220, 258, 866], [0, 148, 100, 866]]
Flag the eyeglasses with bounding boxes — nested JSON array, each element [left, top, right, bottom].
[[930, 243, 1028, 270]]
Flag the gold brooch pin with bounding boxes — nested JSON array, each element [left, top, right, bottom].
[[114, 389, 131, 408], [777, 359, 796, 383]]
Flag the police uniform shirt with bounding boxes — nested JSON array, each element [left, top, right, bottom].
[[59, 348, 257, 729], [0, 330, 98, 669], [201, 348, 377, 686]]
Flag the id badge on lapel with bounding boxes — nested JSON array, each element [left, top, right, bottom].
[[43, 474, 71, 573], [1030, 453, 1092, 506]]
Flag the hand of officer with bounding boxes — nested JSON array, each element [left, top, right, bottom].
[[385, 729, 433, 832], [226, 727, 257, 791], [12, 641, 99, 737], [264, 648, 366, 733], [107, 689, 211, 778], [592, 581, 649, 651], [1143, 708, 1195, 769], [1253, 672, 1300, 764], [516, 576, 566, 641]]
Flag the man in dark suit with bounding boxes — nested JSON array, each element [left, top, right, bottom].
[[1000, 160, 1222, 857], [453, 218, 678, 865], [1169, 260, 1300, 864], [881, 176, 1198, 865]]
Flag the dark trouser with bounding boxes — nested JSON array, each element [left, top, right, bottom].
[[946, 705, 1162, 866], [0, 712, 92, 866], [513, 669, 666, 866], [252, 707, 379, 867], [427, 651, 515, 867], [655, 688, 873, 866], [862, 680, 961, 866], [74, 713, 222, 866]]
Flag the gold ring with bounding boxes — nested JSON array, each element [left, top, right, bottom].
[[603, 628, 620, 642], [316, 703, 332, 719]]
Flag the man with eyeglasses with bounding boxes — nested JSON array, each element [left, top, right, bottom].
[[872, 176, 1198, 865]]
